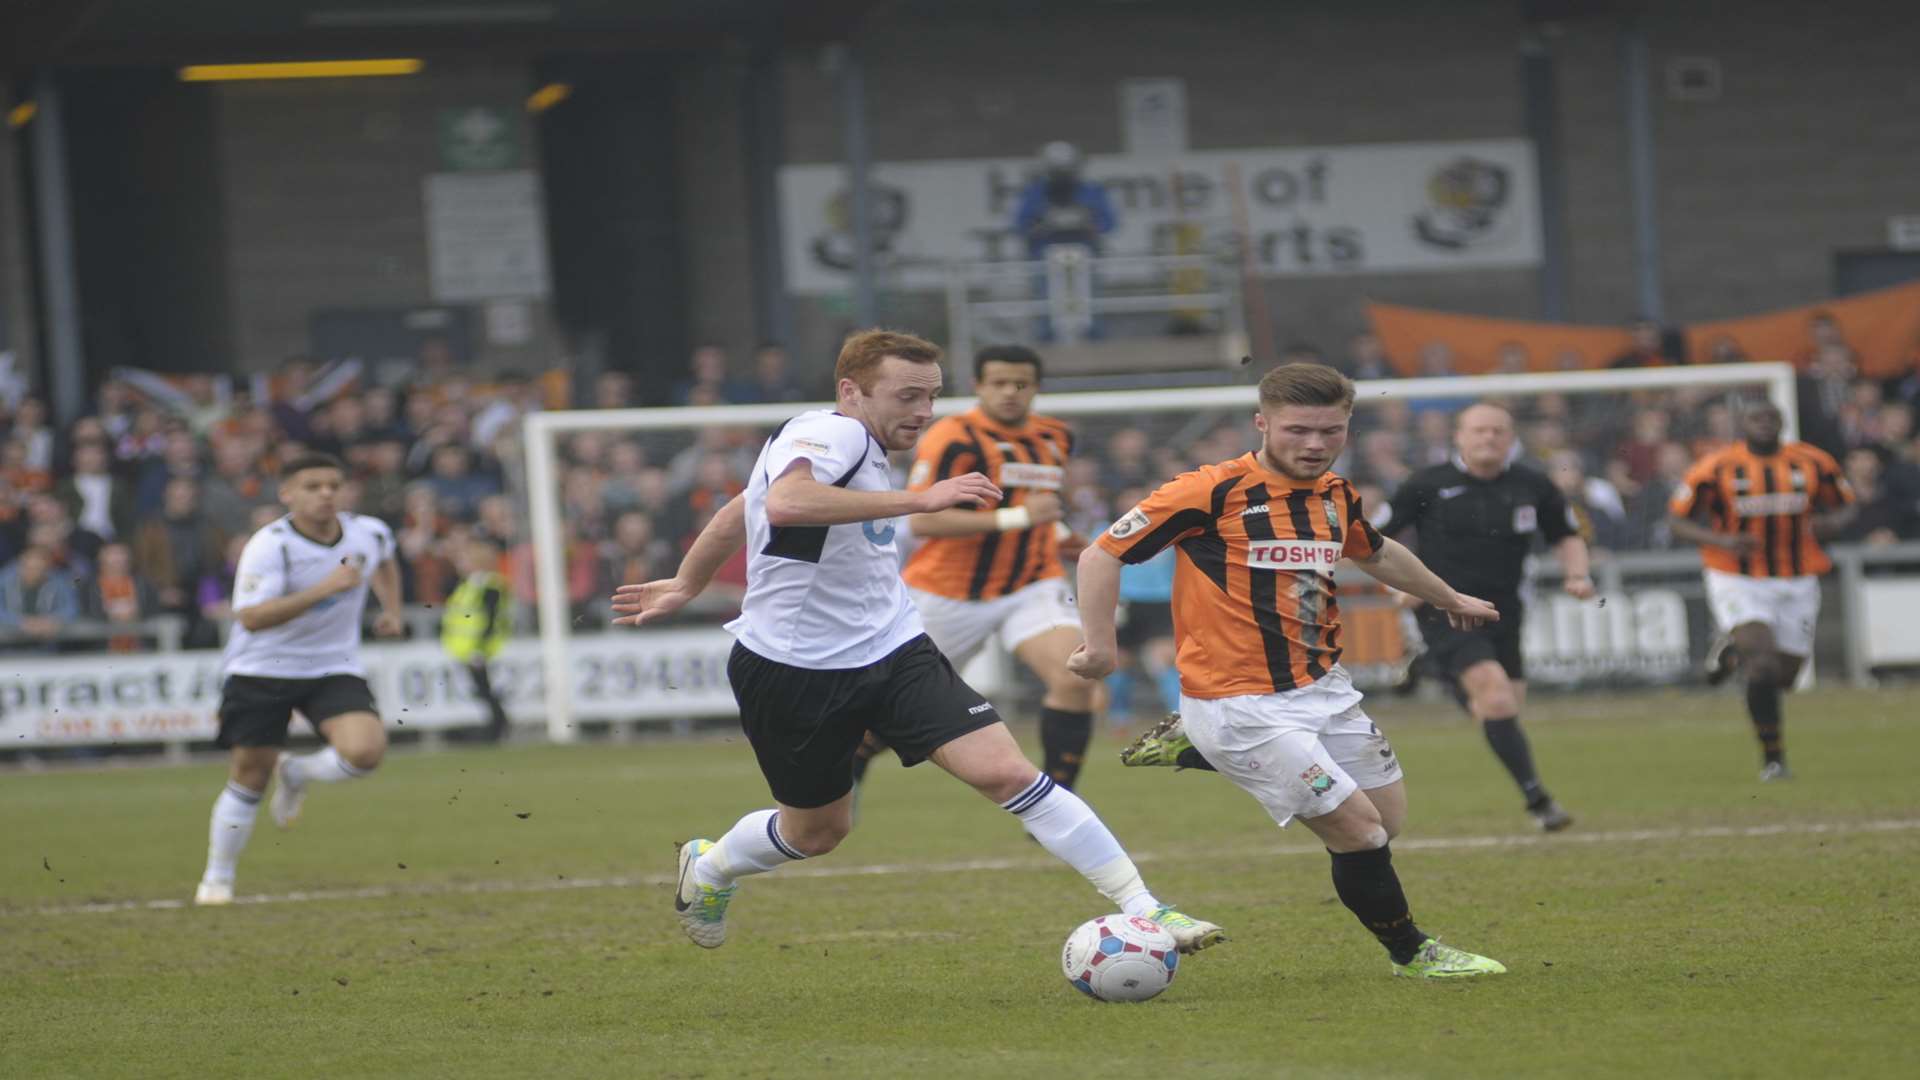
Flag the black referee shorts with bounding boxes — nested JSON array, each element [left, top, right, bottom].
[[1415, 594, 1526, 682], [216, 674, 378, 748], [727, 634, 1004, 809]]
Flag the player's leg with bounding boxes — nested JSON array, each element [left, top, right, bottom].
[[878, 637, 1224, 951], [1457, 658, 1567, 828], [924, 722, 1223, 951], [1012, 624, 1097, 789], [273, 677, 387, 828], [1707, 571, 1800, 778], [1733, 620, 1797, 777], [674, 644, 867, 948], [198, 678, 296, 903], [863, 587, 1000, 785]]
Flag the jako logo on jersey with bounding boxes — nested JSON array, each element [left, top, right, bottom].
[[1240, 504, 1270, 517], [1245, 540, 1344, 574], [999, 462, 1065, 490], [863, 519, 897, 545], [1734, 493, 1810, 517]]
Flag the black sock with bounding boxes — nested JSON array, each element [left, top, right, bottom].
[[1040, 708, 1094, 789], [1481, 717, 1548, 807], [1745, 680, 1784, 765], [1175, 746, 1218, 771], [1328, 844, 1427, 964]]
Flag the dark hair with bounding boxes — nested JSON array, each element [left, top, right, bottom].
[[1257, 363, 1355, 412], [279, 452, 346, 479], [974, 343, 1044, 380]]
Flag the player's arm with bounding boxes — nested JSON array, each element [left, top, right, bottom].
[[370, 549, 404, 636], [1809, 452, 1859, 539], [1667, 467, 1758, 552], [911, 493, 1064, 537], [1353, 538, 1498, 629], [1538, 480, 1596, 599], [767, 459, 1000, 526], [1070, 544, 1125, 679], [611, 495, 746, 626], [1069, 477, 1205, 680], [232, 556, 361, 633], [1667, 510, 1756, 552], [1552, 535, 1596, 599]]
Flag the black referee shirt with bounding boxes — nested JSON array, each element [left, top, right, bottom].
[[1379, 459, 1580, 597]]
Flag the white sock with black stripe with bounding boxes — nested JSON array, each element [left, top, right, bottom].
[[202, 781, 261, 887], [1002, 774, 1161, 917], [281, 746, 372, 786], [696, 808, 805, 890]]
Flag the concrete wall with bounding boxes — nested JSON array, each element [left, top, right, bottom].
[[734, 0, 1920, 371], [212, 59, 561, 374]]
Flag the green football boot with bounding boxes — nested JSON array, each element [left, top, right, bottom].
[[1391, 938, 1507, 979], [1119, 713, 1196, 768]]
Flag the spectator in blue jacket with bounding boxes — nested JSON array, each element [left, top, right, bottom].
[[0, 545, 81, 647]]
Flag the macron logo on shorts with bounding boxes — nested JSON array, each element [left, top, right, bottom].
[[1245, 540, 1344, 575], [968, 702, 995, 715]]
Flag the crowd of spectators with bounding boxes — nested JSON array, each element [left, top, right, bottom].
[[4, 320, 1918, 656]]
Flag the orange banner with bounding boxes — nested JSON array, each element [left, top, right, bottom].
[[1683, 279, 1920, 378], [1366, 302, 1633, 375]]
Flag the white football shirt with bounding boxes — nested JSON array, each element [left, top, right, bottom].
[[727, 410, 925, 668], [221, 512, 395, 679]]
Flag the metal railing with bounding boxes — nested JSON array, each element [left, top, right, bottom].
[[944, 246, 1247, 388]]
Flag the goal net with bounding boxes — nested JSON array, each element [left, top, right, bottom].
[[522, 362, 1796, 741]]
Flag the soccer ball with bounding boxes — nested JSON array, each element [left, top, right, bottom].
[[1061, 914, 1179, 1002]]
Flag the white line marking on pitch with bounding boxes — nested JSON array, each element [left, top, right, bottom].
[[16, 817, 1919, 918]]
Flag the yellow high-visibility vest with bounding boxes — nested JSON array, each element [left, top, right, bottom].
[[442, 571, 511, 662]]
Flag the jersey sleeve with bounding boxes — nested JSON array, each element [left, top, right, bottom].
[[906, 419, 980, 493], [1341, 484, 1386, 560], [1095, 472, 1214, 565], [1668, 457, 1719, 519], [1536, 475, 1579, 544], [1807, 447, 1855, 510], [230, 531, 286, 612], [765, 414, 867, 486]]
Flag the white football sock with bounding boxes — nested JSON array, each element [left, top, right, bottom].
[[696, 808, 805, 890], [281, 746, 372, 786], [202, 781, 261, 886], [1003, 774, 1161, 916]]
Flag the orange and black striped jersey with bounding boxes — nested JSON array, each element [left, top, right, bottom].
[[902, 408, 1075, 600], [1669, 440, 1852, 577], [1095, 454, 1385, 699]]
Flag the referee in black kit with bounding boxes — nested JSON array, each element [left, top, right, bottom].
[[1378, 402, 1594, 831]]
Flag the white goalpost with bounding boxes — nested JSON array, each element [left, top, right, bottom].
[[522, 361, 1798, 742]]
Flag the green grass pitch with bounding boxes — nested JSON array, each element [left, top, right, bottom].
[[4, 686, 1918, 1078]]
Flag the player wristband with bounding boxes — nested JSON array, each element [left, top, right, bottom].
[[995, 506, 1033, 532]]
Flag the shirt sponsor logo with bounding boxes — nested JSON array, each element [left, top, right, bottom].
[[1438, 485, 1467, 499], [999, 462, 1064, 490], [791, 437, 833, 456], [1733, 493, 1809, 517], [1245, 540, 1344, 574], [1108, 507, 1150, 539]]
